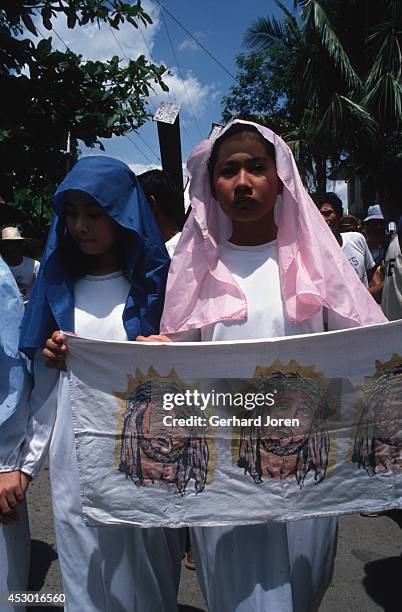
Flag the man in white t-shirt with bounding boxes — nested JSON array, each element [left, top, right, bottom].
[[0, 226, 40, 305], [340, 230, 375, 288], [312, 192, 375, 287]]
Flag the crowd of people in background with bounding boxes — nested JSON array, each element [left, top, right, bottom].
[[0, 120, 401, 612]]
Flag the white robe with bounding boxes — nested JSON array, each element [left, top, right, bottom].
[[173, 242, 353, 612], [19, 272, 184, 612]]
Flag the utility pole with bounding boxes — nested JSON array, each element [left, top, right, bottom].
[[154, 102, 185, 224]]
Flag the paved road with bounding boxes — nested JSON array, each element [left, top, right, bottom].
[[26, 467, 402, 611]]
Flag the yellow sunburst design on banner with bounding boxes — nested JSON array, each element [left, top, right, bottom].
[[253, 360, 327, 383], [112, 367, 217, 485], [345, 353, 402, 463], [370, 354, 402, 379]]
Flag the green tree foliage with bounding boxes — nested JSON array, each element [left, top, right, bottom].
[[222, 0, 401, 194], [221, 51, 294, 135], [1, 1, 168, 214]]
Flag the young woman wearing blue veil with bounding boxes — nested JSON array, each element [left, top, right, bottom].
[[4, 156, 183, 611]]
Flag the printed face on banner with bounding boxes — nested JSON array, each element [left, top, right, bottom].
[[353, 361, 402, 475], [119, 379, 209, 495], [237, 371, 330, 487]]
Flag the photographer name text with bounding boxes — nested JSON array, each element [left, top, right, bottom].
[[163, 415, 300, 428]]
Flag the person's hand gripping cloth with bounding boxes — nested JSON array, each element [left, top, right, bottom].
[[160, 119, 387, 333], [19, 156, 170, 358]]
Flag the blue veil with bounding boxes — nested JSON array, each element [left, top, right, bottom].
[[20, 156, 170, 357]]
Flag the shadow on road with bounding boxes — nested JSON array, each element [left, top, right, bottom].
[[363, 555, 402, 612], [27, 608, 63, 612], [179, 606, 206, 612], [27, 539, 62, 610], [385, 509, 402, 529], [28, 539, 58, 592]]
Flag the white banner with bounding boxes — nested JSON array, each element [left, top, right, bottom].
[[66, 321, 402, 527]]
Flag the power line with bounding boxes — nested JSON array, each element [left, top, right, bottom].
[[125, 132, 162, 166], [125, 134, 156, 165], [159, 9, 204, 140], [135, 131, 161, 163], [109, 25, 130, 63], [34, 24, 47, 40], [50, 25, 69, 50], [138, 22, 156, 63], [35, 23, 68, 52], [153, 0, 237, 82]]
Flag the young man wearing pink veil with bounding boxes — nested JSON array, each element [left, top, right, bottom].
[[138, 120, 386, 611]]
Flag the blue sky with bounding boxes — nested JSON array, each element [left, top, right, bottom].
[[43, 0, 347, 204]]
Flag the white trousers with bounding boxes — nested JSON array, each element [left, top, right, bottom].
[[191, 516, 337, 612]]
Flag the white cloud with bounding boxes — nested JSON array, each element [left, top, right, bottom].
[[36, 0, 161, 62], [333, 180, 348, 213], [129, 162, 161, 176], [149, 69, 216, 117], [178, 38, 199, 52], [129, 163, 189, 187]]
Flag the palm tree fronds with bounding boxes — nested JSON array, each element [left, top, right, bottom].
[[316, 94, 378, 149], [365, 27, 402, 86], [362, 74, 402, 125], [243, 16, 286, 51], [275, 1, 303, 41], [306, 0, 361, 90]]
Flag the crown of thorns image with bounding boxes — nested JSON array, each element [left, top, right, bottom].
[[119, 379, 209, 494], [238, 372, 331, 488], [352, 364, 402, 476]]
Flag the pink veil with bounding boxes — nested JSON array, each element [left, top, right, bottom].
[[160, 120, 386, 333]]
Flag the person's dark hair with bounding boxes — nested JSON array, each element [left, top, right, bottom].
[[377, 158, 402, 202], [311, 192, 343, 220], [207, 123, 276, 192], [137, 169, 184, 229], [339, 214, 359, 232]]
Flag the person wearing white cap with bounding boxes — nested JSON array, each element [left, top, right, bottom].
[[0, 227, 40, 305], [361, 205, 388, 304], [363, 205, 388, 265]]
